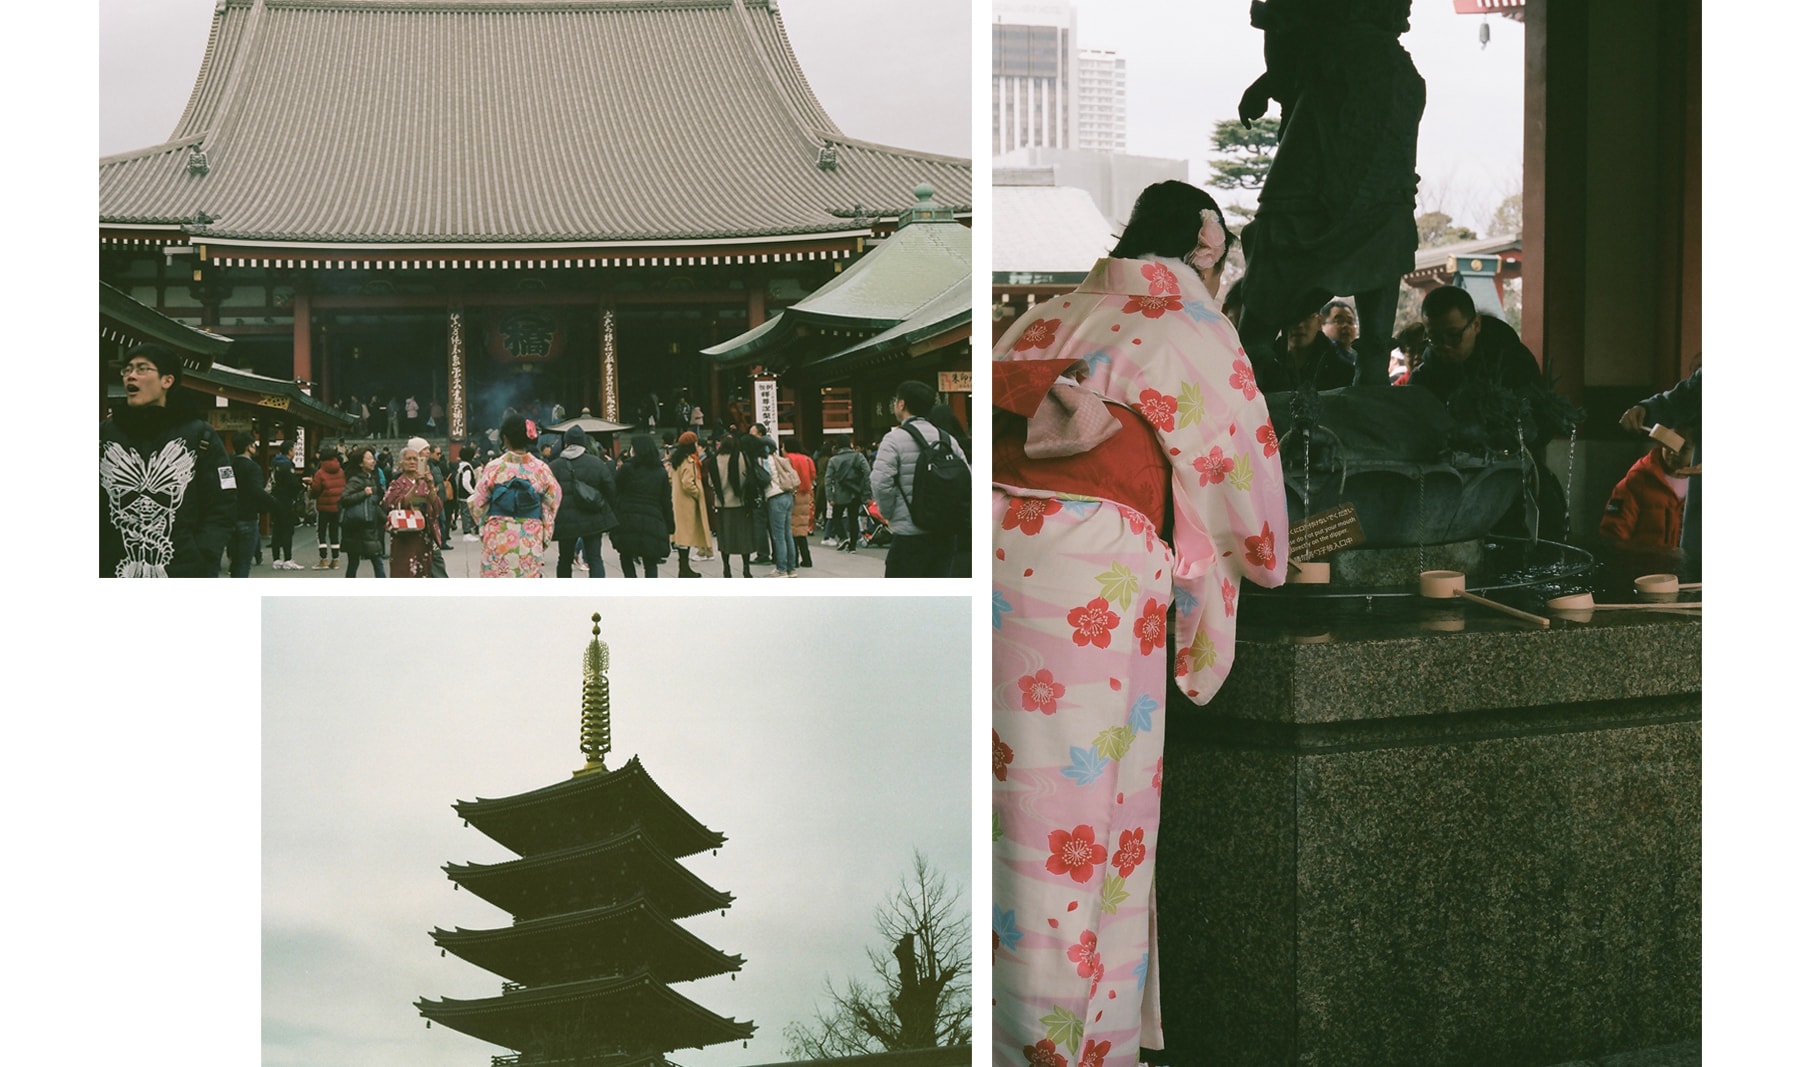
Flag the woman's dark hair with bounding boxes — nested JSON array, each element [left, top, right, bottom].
[[347, 445, 374, 470], [1222, 278, 1246, 320], [625, 433, 659, 469], [1111, 180, 1233, 261], [725, 433, 759, 494], [927, 403, 970, 454], [500, 412, 531, 449]]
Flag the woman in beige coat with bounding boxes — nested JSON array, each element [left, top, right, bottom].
[[669, 431, 712, 577]]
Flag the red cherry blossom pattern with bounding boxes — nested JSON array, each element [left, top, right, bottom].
[[1002, 495, 1062, 536], [1079, 1039, 1113, 1067], [1024, 1040, 1067, 1067], [1134, 388, 1177, 432], [1222, 577, 1238, 617], [1229, 358, 1259, 399], [1257, 421, 1279, 458], [1121, 294, 1183, 319], [1111, 827, 1147, 878], [1018, 669, 1066, 714], [993, 730, 1014, 781], [1245, 521, 1278, 570], [1133, 598, 1167, 656], [1013, 317, 1062, 352], [1067, 597, 1121, 650], [1045, 824, 1107, 883], [1141, 261, 1180, 294], [1192, 446, 1235, 486]]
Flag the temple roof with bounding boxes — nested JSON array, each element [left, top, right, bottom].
[[992, 185, 1115, 276], [703, 185, 970, 368], [98, 0, 970, 250], [99, 281, 234, 367], [456, 755, 724, 859], [415, 971, 755, 1054], [431, 894, 745, 986], [446, 828, 733, 921]]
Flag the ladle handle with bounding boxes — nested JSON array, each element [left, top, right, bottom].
[[1456, 589, 1551, 628], [1591, 602, 1702, 611], [1677, 582, 1701, 591]]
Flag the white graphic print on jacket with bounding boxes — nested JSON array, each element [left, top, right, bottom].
[[102, 438, 198, 578]]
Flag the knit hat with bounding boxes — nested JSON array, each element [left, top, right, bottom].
[[407, 435, 429, 455], [678, 431, 699, 446]]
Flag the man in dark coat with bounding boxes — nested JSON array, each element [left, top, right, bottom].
[[227, 431, 278, 578], [101, 343, 236, 577], [548, 425, 619, 577]]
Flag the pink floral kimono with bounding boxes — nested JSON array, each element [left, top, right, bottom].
[[992, 256, 1289, 1067], [468, 450, 563, 578]]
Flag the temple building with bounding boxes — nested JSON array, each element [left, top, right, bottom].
[[99, 0, 970, 451], [418, 614, 751, 1066]]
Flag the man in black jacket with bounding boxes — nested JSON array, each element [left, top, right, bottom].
[[227, 431, 278, 578], [100, 344, 236, 577]]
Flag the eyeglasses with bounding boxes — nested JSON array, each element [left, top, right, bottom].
[[1425, 320, 1474, 347], [120, 361, 165, 377]]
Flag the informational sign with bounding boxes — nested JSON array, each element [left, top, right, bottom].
[[1288, 502, 1366, 562], [754, 376, 779, 445], [938, 370, 972, 394]]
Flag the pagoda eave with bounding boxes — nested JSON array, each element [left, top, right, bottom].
[[415, 972, 755, 1055], [446, 830, 735, 922], [455, 756, 726, 859], [430, 896, 746, 986]]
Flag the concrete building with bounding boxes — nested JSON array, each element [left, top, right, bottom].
[[1076, 48, 1127, 154], [991, 0, 1076, 156]]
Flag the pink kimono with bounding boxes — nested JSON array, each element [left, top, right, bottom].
[[992, 256, 1289, 1066]]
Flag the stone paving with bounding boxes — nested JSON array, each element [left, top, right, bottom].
[[247, 521, 888, 580]]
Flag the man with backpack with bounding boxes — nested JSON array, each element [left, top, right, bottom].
[[870, 379, 970, 577]]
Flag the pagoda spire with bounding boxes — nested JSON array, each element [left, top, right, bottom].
[[577, 612, 612, 776]]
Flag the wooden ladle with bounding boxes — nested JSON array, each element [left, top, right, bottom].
[[1419, 570, 1551, 628]]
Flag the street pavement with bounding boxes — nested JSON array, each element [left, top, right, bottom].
[[249, 522, 889, 579]]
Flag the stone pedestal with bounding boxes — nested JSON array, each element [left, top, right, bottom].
[[1152, 602, 1700, 1066]]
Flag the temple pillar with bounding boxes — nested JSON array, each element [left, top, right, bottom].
[[292, 287, 314, 387]]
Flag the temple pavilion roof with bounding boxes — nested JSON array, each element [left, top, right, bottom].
[[415, 971, 755, 1055], [703, 184, 970, 375], [455, 755, 723, 859], [431, 893, 745, 986], [446, 828, 733, 921], [98, 0, 970, 251]]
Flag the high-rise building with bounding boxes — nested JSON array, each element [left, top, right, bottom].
[[992, 0, 1077, 156], [1077, 48, 1127, 153]]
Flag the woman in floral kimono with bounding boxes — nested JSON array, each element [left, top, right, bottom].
[[381, 446, 442, 578], [468, 413, 562, 578], [991, 181, 1290, 1067]]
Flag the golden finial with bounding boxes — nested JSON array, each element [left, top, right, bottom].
[[576, 610, 612, 776]]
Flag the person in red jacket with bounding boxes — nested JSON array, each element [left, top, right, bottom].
[[1598, 437, 1692, 548], [308, 446, 348, 569]]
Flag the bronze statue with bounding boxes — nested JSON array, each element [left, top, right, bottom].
[[1237, 0, 1425, 386]]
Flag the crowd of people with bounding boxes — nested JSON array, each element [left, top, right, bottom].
[[101, 349, 970, 579]]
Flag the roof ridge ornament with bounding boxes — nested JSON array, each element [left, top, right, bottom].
[[187, 144, 210, 177], [575, 612, 612, 776]]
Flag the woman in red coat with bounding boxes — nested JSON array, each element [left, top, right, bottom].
[[382, 446, 444, 578], [307, 447, 347, 569]]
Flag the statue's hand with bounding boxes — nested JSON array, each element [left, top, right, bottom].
[[1239, 81, 1269, 125]]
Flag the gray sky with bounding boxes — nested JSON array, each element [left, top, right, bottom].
[[262, 597, 970, 1067], [1066, 1, 1524, 237], [98, 0, 973, 160]]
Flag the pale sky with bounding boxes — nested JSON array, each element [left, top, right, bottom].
[[262, 597, 971, 1067], [97, 0, 974, 160]]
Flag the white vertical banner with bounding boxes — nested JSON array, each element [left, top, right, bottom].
[[753, 375, 779, 446]]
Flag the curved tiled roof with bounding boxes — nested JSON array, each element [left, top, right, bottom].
[[100, 0, 970, 246]]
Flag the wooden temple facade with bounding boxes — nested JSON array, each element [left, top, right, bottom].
[[418, 614, 751, 1067], [99, 0, 970, 454]]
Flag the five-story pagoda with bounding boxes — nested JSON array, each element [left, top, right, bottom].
[[418, 613, 752, 1067]]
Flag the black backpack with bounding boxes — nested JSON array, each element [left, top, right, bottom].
[[897, 421, 970, 533]]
